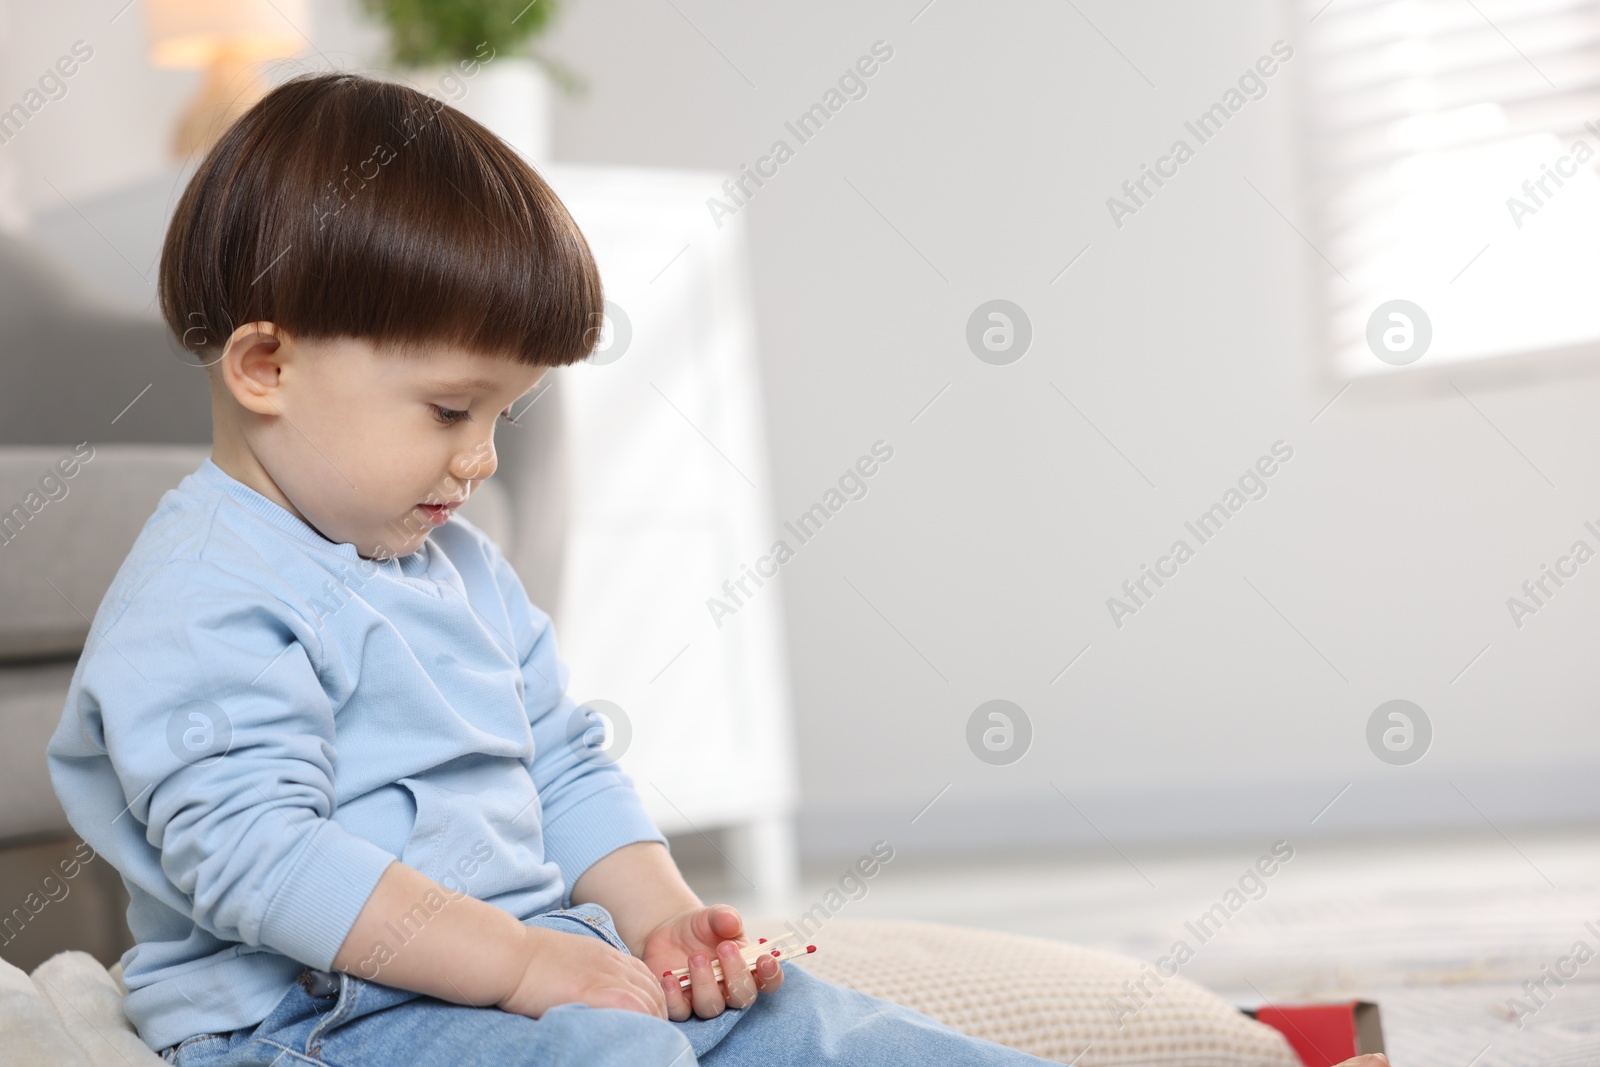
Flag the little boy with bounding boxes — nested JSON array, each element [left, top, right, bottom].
[[44, 72, 1062, 1066]]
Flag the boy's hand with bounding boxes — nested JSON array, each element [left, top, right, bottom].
[[642, 903, 785, 1021], [497, 924, 668, 1021]]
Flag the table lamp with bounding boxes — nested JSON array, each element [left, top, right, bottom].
[[145, 0, 310, 160]]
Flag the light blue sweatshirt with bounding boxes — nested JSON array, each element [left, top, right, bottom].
[[45, 455, 667, 1052]]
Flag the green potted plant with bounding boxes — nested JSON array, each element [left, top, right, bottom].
[[358, 0, 588, 164]]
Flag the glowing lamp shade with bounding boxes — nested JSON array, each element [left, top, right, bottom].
[[144, 0, 310, 159]]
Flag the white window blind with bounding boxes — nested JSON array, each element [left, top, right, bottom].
[[1303, 0, 1600, 377]]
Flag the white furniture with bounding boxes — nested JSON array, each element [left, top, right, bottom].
[[544, 165, 802, 909]]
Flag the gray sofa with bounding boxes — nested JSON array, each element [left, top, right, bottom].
[[0, 230, 569, 973]]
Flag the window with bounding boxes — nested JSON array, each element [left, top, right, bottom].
[[1302, 0, 1600, 378]]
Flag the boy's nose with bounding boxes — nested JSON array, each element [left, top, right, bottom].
[[451, 454, 492, 483], [453, 440, 497, 483]]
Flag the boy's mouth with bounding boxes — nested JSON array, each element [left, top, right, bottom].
[[414, 501, 459, 527]]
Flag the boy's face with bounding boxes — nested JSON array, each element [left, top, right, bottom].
[[214, 325, 548, 560]]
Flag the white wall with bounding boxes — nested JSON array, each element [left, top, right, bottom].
[[534, 0, 1600, 860], [2, 2, 191, 212], [6, 0, 1597, 865]]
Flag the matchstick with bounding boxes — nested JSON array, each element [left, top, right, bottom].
[[663, 934, 817, 990]]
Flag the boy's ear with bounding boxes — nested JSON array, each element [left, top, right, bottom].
[[218, 322, 290, 415]]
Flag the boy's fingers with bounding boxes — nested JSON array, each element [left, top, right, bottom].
[[703, 903, 744, 943], [753, 954, 784, 993], [623, 958, 667, 1019], [660, 970, 691, 1021], [688, 951, 726, 1018], [642, 965, 669, 1019], [719, 940, 758, 1009]]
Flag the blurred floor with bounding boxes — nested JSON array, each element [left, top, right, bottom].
[[677, 827, 1600, 1067]]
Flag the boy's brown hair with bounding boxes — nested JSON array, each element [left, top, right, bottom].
[[158, 71, 602, 368]]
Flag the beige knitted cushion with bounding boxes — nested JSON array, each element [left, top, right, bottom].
[[752, 917, 1300, 1067], [2, 923, 1300, 1066]]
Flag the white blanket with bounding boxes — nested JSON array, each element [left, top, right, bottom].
[[0, 951, 163, 1065]]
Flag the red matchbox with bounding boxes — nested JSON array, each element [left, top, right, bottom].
[[1241, 1000, 1385, 1067]]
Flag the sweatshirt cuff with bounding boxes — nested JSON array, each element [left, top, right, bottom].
[[542, 786, 669, 910], [259, 820, 398, 970]]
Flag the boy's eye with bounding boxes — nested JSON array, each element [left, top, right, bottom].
[[431, 404, 522, 427]]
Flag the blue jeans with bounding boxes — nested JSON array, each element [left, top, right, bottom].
[[157, 902, 1063, 1066]]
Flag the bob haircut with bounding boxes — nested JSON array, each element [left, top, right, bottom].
[[158, 71, 602, 369]]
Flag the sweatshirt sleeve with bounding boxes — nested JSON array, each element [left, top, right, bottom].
[[79, 559, 397, 970], [484, 540, 668, 908]]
